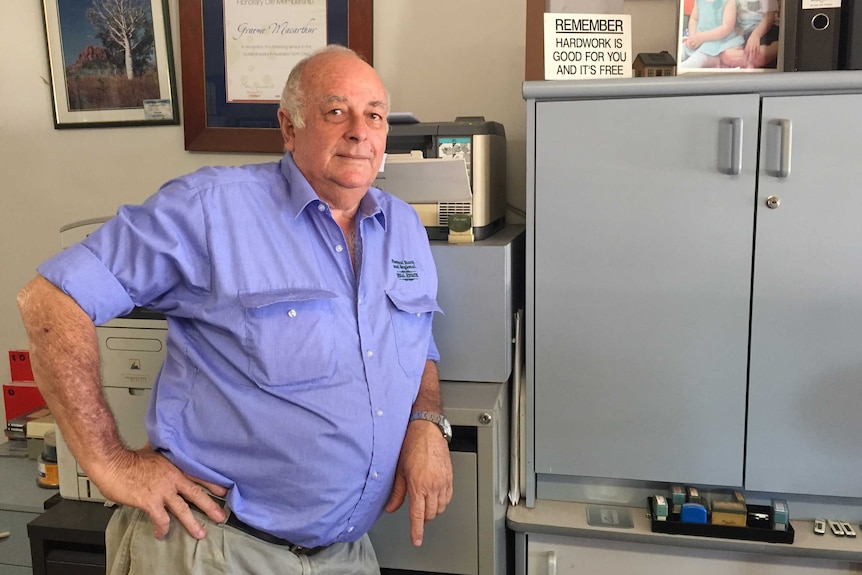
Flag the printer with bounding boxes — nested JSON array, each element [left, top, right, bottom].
[[375, 117, 507, 240], [54, 218, 167, 502]]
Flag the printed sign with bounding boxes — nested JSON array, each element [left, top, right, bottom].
[[544, 13, 632, 80], [802, 0, 841, 8]]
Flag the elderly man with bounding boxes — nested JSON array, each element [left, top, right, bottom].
[[18, 45, 452, 575]]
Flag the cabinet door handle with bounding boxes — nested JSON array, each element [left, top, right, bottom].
[[728, 117, 743, 175], [546, 550, 557, 575], [777, 118, 792, 178]]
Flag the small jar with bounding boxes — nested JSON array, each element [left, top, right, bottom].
[[37, 429, 60, 489]]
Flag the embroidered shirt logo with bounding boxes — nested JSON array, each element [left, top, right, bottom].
[[392, 259, 419, 281]]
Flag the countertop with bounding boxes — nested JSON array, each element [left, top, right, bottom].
[[508, 499, 862, 563]]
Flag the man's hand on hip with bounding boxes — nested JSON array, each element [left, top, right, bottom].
[[93, 445, 228, 540]]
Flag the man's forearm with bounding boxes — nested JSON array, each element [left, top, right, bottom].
[[412, 360, 443, 413], [17, 275, 126, 481]]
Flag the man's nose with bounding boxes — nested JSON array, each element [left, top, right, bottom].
[[345, 113, 367, 141]]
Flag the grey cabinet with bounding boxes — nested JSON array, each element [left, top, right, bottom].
[[369, 382, 510, 575], [747, 94, 862, 498], [369, 226, 523, 575], [0, 456, 50, 575], [532, 93, 756, 488], [525, 73, 862, 502]]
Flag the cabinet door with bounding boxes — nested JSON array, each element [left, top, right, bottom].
[[533, 95, 758, 485], [747, 94, 862, 497]]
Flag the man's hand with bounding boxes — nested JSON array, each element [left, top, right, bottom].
[[384, 419, 453, 547], [93, 445, 227, 540]]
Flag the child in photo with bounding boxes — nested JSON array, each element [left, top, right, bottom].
[[720, 0, 780, 68], [680, 0, 744, 68]]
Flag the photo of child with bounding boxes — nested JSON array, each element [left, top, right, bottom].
[[677, 0, 781, 73], [721, 0, 780, 69]]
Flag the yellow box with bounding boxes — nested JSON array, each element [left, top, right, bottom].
[[711, 500, 747, 527]]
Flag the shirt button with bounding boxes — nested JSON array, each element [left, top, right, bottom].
[[416, 313, 421, 317], [373, 471, 379, 479], [347, 526, 354, 533], [366, 350, 374, 357], [287, 309, 297, 318], [377, 409, 383, 416], [317, 203, 326, 212], [335, 244, 344, 253]]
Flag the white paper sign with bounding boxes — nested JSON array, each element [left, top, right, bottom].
[[801, 0, 841, 8], [544, 13, 632, 80]]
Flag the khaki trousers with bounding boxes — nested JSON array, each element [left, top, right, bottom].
[[106, 505, 380, 575]]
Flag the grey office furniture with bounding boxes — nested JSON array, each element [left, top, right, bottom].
[[370, 225, 524, 575], [0, 456, 50, 574], [370, 382, 511, 575], [513, 72, 862, 574]]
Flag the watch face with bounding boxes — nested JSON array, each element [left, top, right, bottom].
[[411, 411, 452, 442]]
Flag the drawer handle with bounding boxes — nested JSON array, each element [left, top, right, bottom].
[[547, 550, 557, 575]]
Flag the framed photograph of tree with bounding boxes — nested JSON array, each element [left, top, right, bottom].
[[42, 0, 179, 128]]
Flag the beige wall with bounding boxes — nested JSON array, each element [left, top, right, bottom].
[[0, 0, 676, 420]]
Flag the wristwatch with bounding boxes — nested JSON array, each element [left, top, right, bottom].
[[409, 411, 452, 443]]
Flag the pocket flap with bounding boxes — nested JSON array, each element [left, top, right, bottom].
[[385, 289, 443, 315], [239, 288, 337, 309]]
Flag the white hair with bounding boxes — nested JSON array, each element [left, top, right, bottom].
[[279, 45, 390, 129]]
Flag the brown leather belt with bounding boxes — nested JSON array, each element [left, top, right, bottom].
[[188, 495, 328, 556]]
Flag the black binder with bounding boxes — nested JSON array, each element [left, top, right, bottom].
[[839, 2, 862, 69], [796, 1, 842, 71], [780, 0, 798, 71]]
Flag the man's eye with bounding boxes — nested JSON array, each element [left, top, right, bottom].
[[329, 109, 343, 116]]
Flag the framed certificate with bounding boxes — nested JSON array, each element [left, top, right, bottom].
[[178, 0, 373, 153]]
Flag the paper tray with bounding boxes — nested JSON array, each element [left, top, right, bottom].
[[649, 498, 795, 544]]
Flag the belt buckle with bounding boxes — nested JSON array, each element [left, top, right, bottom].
[[288, 543, 308, 555]]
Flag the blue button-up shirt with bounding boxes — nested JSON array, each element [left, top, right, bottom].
[[38, 153, 441, 547]]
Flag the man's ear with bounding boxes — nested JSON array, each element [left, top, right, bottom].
[[278, 108, 296, 152]]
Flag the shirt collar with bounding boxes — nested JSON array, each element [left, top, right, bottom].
[[280, 152, 387, 230]]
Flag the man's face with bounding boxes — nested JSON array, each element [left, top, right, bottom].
[[280, 53, 389, 205]]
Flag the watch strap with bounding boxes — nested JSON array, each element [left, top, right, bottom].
[[409, 410, 452, 442]]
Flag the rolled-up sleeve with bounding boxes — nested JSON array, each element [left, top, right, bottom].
[[38, 243, 136, 325]]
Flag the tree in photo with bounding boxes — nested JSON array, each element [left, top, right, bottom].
[[87, 0, 153, 80]]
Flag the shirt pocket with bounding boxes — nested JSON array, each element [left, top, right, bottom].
[[240, 288, 337, 388], [385, 288, 442, 378]]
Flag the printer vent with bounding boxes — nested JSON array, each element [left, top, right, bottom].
[[437, 202, 472, 226]]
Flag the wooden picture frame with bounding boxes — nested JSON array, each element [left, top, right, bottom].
[[178, 0, 373, 153], [42, 0, 179, 128]]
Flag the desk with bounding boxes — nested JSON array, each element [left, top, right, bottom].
[[27, 499, 113, 575], [0, 454, 52, 575]]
